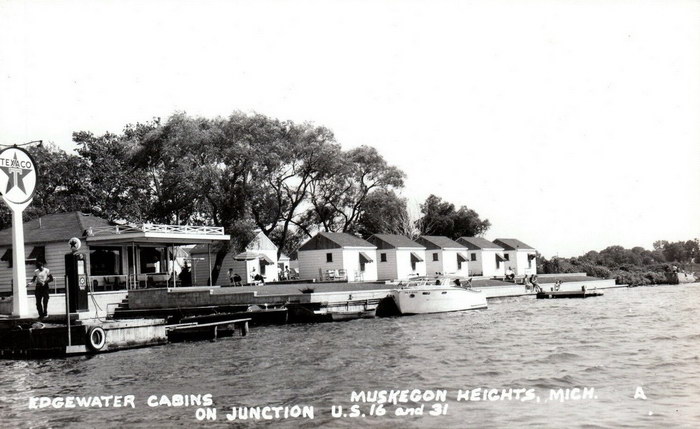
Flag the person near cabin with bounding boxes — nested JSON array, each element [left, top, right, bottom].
[[178, 263, 192, 286], [254, 273, 265, 285], [505, 267, 515, 281], [233, 273, 242, 286], [32, 261, 53, 319], [228, 268, 235, 286]]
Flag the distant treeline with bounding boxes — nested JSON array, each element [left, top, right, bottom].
[[537, 240, 699, 286], [3, 112, 490, 280]]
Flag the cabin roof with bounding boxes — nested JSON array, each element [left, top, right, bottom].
[[415, 235, 466, 250], [457, 237, 503, 250], [367, 234, 425, 250], [298, 232, 376, 251], [189, 242, 228, 254], [0, 212, 114, 246], [493, 238, 535, 251]]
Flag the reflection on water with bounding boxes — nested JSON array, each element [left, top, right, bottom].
[[1, 284, 699, 428]]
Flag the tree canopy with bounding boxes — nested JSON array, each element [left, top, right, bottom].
[[416, 194, 491, 239], [1, 112, 428, 282]]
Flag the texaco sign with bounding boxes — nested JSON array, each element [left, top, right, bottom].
[[0, 146, 38, 206]]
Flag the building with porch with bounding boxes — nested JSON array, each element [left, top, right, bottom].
[[366, 234, 426, 280], [456, 237, 505, 277], [493, 238, 537, 276], [0, 211, 230, 317], [297, 232, 378, 282], [415, 236, 469, 276]]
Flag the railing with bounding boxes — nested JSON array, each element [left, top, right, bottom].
[[21, 277, 66, 294], [319, 269, 348, 282], [87, 224, 226, 236]]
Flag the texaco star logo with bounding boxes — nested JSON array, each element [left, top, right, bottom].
[[0, 147, 37, 205]]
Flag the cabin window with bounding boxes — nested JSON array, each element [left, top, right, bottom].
[[528, 258, 532, 268], [380, 253, 387, 262], [504, 254, 510, 261], [432, 253, 439, 261], [457, 260, 462, 270], [471, 253, 477, 261], [90, 246, 123, 275], [326, 253, 333, 263], [411, 261, 416, 271]]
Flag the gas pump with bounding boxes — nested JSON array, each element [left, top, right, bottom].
[[65, 247, 89, 313]]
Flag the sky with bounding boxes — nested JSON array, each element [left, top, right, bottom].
[[1, 0, 698, 257]]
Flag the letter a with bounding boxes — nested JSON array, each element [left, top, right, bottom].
[[634, 387, 647, 400]]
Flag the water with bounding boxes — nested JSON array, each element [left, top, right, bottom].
[[2, 284, 699, 428]]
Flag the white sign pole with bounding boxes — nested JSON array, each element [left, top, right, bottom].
[[0, 146, 39, 319], [8, 200, 31, 317]]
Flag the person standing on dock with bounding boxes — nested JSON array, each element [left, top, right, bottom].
[[31, 261, 52, 319]]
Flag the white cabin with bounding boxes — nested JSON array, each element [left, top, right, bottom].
[[366, 234, 427, 281], [493, 238, 537, 276], [297, 232, 377, 282], [415, 236, 469, 277], [456, 237, 505, 277]]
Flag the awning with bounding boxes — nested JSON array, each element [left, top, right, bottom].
[[27, 246, 46, 263], [457, 252, 468, 263], [410, 252, 424, 263], [528, 254, 537, 261], [359, 252, 374, 264], [0, 248, 11, 262], [495, 254, 505, 262], [234, 251, 260, 261], [259, 254, 274, 265]]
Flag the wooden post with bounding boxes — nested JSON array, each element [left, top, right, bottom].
[[207, 243, 212, 286]]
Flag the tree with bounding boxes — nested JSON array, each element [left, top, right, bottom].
[[305, 145, 405, 233], [355, 189, 409, 238], [74, 129, 153, 222], [248, 120, 341, 256], [416, 194, 491, 239]]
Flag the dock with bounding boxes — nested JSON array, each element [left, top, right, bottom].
[[0, 315, 250, 359], [536, 290, 604, 299]]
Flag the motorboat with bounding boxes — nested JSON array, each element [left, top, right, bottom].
[[390, 276, 487, 315]]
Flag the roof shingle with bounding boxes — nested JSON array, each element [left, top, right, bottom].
[[0, 212, 114, 246], [457, 237, 503, 250], [299, 232, 375, 251], [493, 238, 536, 251], [367, 234, 425, 250], [415, 236, 466, 250]]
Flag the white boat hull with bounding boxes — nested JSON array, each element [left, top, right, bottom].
[[391, 287, 487, 315]]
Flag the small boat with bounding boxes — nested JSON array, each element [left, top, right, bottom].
[[325, 308, 377, 322], [390, 276, 487, 315]]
